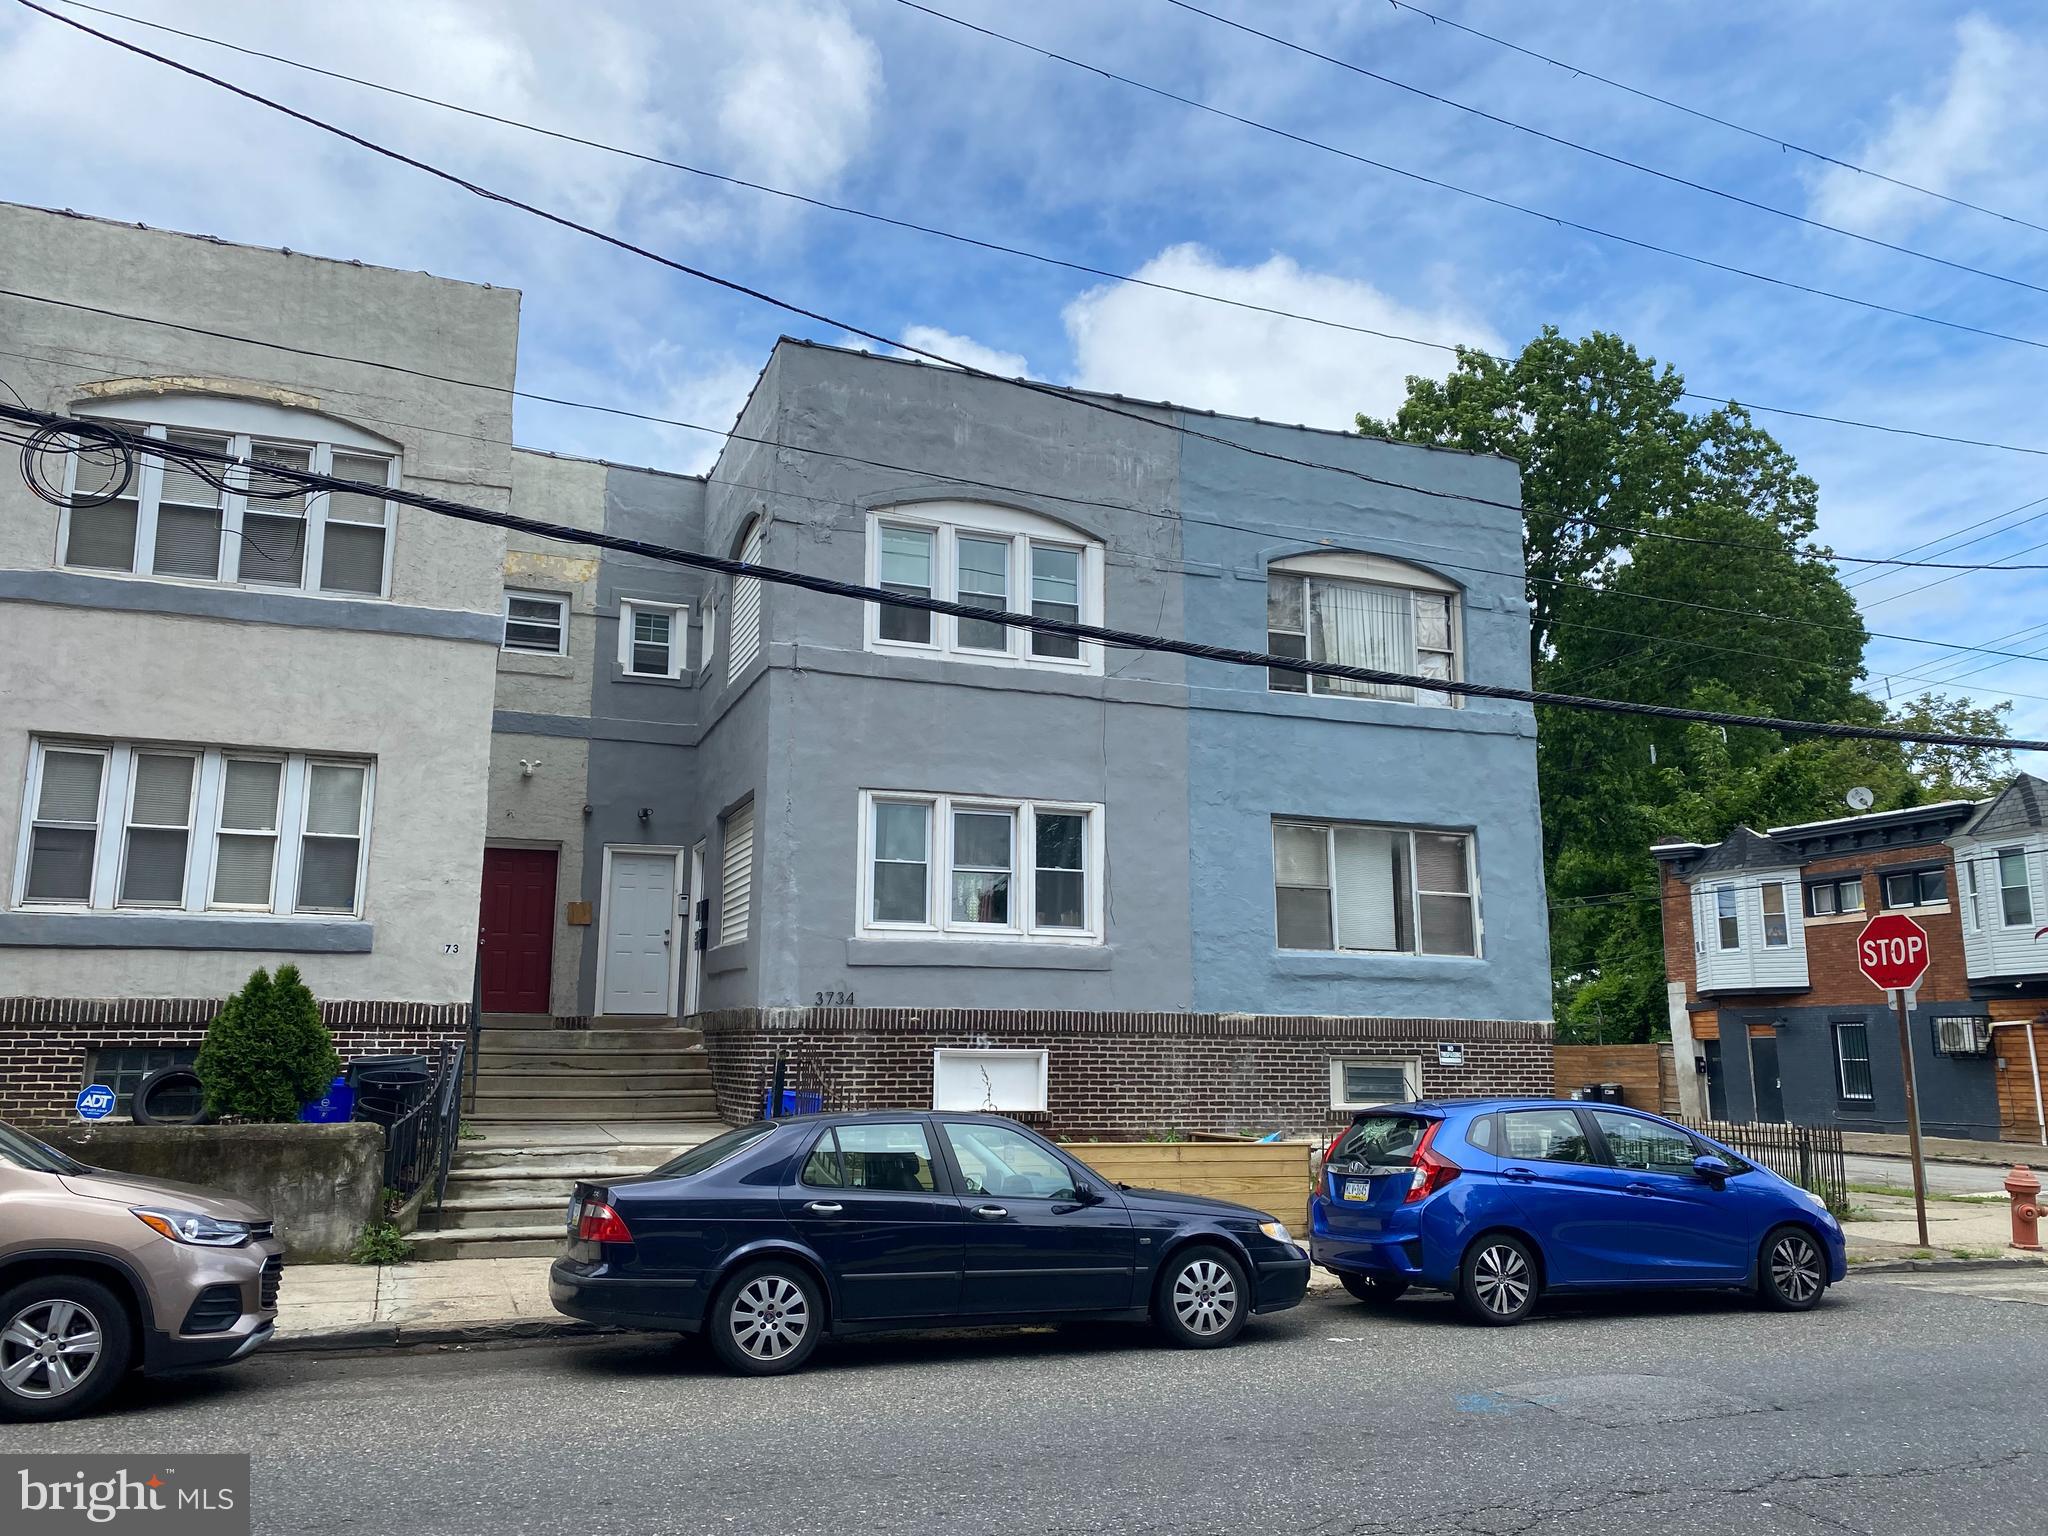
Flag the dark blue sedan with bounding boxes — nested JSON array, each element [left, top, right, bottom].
[[551, 1112, 1310, 1373], [1311, 1098, 1848, 1323]]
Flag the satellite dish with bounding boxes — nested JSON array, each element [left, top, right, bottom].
[[1846, 786, 1875, 811]]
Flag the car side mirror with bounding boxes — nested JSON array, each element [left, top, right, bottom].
[[1693, 1154, 1732, 1184]]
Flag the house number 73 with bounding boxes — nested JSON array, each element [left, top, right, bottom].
[[442, 943, 461, 954]]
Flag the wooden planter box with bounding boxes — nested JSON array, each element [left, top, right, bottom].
[[1060, 1141, 1310, 1219]]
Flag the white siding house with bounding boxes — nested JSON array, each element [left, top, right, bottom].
[[1952, 781, 2048, 985], [1692, 867, 1809, 994]]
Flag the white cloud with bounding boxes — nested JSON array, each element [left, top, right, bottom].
[[712, 0, 881, 196], [893, 324, 1031, 378], [1060, 244, 1503, 428], [1809, 15, 2048, 236]]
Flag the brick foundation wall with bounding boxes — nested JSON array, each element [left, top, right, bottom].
[[697, 1008, 1554, 1140], [0, 997, 469, 1125]]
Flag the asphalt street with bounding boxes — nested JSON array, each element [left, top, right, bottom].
[[7, 1270, 2046, 1536]]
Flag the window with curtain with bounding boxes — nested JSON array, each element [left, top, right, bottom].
[[859, 791, 1102, 941], [1266, 557, 1458, 704], [865, 505, 1103, 673], [14, 739, 371, 917], [63, 400, 397, 597], [1273, 819, 1478, 956]]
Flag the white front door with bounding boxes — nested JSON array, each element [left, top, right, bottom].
[[603, 852, 676, 1015]]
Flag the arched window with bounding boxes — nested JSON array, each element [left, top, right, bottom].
[[864, 502, 1104, 673], [728, 516, 766, 682], [62, 393, 399, 598], [1266, 552, 1459, 706]]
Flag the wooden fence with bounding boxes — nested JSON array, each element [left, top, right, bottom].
[[1554, 1043, 1678, 1114], [1061, 1141, 1307, 1219], [1683, 1118, 1847, 1212]]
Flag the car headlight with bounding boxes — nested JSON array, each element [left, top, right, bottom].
[[1259, 1220, 1294, 1245], [133, 1208, 254, 1247]]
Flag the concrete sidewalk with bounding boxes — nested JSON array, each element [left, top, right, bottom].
[[1842, 1129, 2044, 1165]]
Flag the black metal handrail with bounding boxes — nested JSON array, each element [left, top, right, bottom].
[[361, 1039, 466, 1210], [1684, 1117, 1848, 1213]]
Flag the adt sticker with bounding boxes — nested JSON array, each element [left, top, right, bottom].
[[76, 1084, 116, 1122]]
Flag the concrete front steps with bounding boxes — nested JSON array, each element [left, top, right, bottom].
[[416, 1013, 728, 1258], [415, 1129, 726, 1259]]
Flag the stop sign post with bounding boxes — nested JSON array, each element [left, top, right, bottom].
[[1857, 912, 1932, 1246]]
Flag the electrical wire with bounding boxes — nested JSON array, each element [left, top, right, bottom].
[[893, 0, 2048, 356], [1160, 0, 2048, 297], [43, 0, 2048, 465], [1383, 0, 2048, 240], [16, 305, 2048, 702], [5, 400, 2040, 754]]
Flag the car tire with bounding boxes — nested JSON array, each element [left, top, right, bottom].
[[705, 1262, 823, 1376], [1339, 1272, 1410, 1306], [131, 1066, 211, 1126], [1456, 1233, 1539, 1326], [0, 1275, 133, 1422], [1154, 1245, 1250, 1349], [1757, 1224, 1828, 1312]]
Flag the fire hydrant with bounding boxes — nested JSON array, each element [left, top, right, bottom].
[[2007, 1165, 2043, 1251]]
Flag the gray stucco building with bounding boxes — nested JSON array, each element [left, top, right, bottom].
[[3, 202, 1555, 1137]]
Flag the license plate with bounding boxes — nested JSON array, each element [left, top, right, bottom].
[[1343, 1177, 1380, 1202], [566, 1197, 582, 1231]]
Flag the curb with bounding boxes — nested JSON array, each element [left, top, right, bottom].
[[1847, 1254, 2045, 1276], [270, 1316, 635, 1354]]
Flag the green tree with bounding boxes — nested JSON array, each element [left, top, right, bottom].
[[1359, 327, 1995, 1041], [1886, 692, 2016, 800], [195, 964, 344, 1122]]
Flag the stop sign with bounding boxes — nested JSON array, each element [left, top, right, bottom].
[[1857, 912, 1931, 992]]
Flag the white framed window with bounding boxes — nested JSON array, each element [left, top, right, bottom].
[[1760, 882, 1790, 947], [1329, 1058, 1421, 1110], [932, 1048, 1050, 1112], [729, 518, 765, 681], [13, 739, 372, 918], [701, 597, 719, 671], [719, 800, 755, 947], [61, 398, 398, 598], [1999, 848, 2032, 927], [1967, 860, 1981, 930], [1714, 886, 1740, 950], [502, 589, 568, 654], [857, 791, 1104, 943], [619, 600, 686, 679], [1266, 553, 1459, 705], [1273, 820, 1479, 957], [863, 504, 1104, 674]]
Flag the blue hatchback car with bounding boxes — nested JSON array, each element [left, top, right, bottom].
[[1310, 1098, 1847, 1324]]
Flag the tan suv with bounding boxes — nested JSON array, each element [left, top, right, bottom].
[[0, 1118, 284, 1421]]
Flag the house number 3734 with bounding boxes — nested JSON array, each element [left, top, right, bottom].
[[813, 990, 854, 1006]]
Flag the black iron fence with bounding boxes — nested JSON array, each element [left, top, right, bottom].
[[353, 1041, 466, 1212], [1685, 1118, 1847, 1213]]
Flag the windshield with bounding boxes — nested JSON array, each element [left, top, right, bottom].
[[0, 1121, 90, 1175], [1329, 1113, 1433, 1168], [647, 1121, 779, 1178]]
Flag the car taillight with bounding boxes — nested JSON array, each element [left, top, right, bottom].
[[1318, 1129, 1346, 1182], [1403, 1121, 1460, 1204], [576, 1202, 633, 1244]]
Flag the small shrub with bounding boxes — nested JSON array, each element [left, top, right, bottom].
[[351, 1222, 412, 1266], [194, 965, 344, 1123]]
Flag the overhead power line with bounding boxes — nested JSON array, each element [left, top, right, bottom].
[[1383, 0, 2048, 240], [893, 0, 2048, 356], [17, 286, 2048, 697], [6, 401, 2038, 754], [1159, 0, 2048, 297], [47, 2, 2048, 465]]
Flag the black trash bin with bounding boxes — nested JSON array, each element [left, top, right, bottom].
[[1581, 1083, 1602, 1102], [1598, 1082, 1626, 1105], [350, 1056, 430, 1125]]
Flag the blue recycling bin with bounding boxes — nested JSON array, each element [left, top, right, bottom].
[[763, 1088, 823, 1119], [298, 1075, 354, 1124]]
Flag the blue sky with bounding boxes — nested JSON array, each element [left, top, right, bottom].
[[4, 1, 2046, 734]]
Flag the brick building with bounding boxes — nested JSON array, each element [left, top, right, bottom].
[[1654, 788, 2048, 1143]]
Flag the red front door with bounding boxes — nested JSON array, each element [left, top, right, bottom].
[[479, 847, 557, 1014]]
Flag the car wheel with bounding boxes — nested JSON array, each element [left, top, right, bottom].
[[0, 1276, 132, 1422], [1339, 1273, 1410, 1306], [1456, 1233, 1539, 1326], [706, 1262, 823, 1376], [1154, 1245, 1249, 1349], [1758, 1225, 1828, 1312]]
